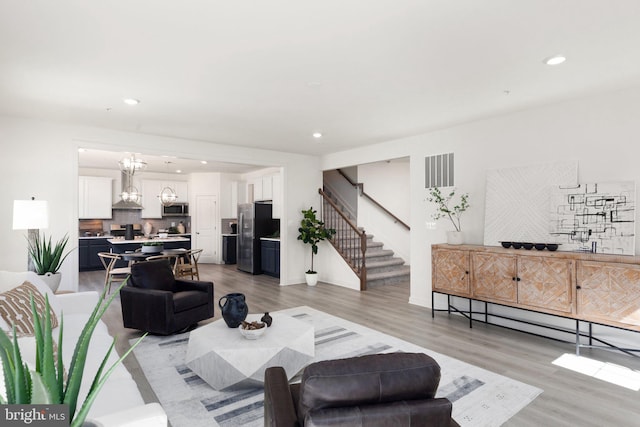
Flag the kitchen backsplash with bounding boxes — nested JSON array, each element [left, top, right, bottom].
[[81, 213, 242, 236], [221, 218, 238, 234], [80, 210, 191, 236]]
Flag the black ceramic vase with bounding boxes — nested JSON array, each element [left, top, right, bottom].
[[219, 293, 248, 328], [261, 312, 273, 327]]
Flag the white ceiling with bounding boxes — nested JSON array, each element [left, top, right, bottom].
[[78, 149, 263, 175], [2, 1, 640, 160]]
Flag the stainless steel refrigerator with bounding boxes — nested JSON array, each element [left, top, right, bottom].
[[237, 202, 276, 274]]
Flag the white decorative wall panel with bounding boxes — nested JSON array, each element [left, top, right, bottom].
[[549, 182, 635, 254], [483, 162, 578, 247]]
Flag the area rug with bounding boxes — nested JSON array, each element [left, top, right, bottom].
[[132, 306, 542, 427]]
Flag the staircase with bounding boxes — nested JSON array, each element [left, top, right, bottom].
[[321, 187, 410, 288], [336, 230, 410, 287]]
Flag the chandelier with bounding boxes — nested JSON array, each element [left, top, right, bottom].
[[120, 185, 141, 203], [118, 154, 144, 204], [119, 154, 147, 175], [158, 161, 178, 206]]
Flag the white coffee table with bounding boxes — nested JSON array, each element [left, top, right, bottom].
[[185, 313, 314, 390]]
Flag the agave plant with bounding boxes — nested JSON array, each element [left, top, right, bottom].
[[27, 233, 72, 274], [0, 282, 146, 427]]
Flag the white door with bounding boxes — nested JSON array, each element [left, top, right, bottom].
[[195, 195, 218, 263]]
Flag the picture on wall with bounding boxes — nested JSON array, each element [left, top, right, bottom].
[[549, 181, 636, 255], [483, 161, 578, 246]]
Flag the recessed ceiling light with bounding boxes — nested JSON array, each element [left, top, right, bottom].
[[78, 148, 86, 153], [123, 98, 141, 105], [176, 169, 182, 173], [544, 55, 566, 66], [201, 160, 208, 164], [312, 132, 323, 139]]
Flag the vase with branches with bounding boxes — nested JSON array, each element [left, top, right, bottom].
[[427, 187, 469, 244]]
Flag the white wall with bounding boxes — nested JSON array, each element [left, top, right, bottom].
[[357, 159, 410, 263], [0, 116, 320, 290], [322, 84, 640, 310]]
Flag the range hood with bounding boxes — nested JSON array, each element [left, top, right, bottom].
[[112, 171, 143, 210]]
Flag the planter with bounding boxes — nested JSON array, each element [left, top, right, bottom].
[[39, 272, 62, 292], [142, 244, 164, 254], [446, 231, 464, 245], [305, 272, 318, 286]]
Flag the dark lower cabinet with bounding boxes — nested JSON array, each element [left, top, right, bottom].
[[223, 235, 237, 264], [261, 239, 280, 278], [79, 238, 110, 271]]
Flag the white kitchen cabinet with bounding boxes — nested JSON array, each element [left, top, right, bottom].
[[226, 181, 239, 218], [141, 179, 163, 218], [221, 180, 239, 218], [165, 180, 189, 203], [79, 176, 113, 219], [252, 178, 264, 201]]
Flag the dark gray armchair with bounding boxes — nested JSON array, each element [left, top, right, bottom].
[[120, 259, 214, 335], [264, 352, 459, 427]]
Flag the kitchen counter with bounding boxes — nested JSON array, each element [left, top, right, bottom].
[[260, 237, 280, 241], [107, 237, 190, 244], [222, 233, 238, 237], [79, 235, 113, 240]]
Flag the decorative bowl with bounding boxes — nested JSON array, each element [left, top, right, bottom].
[[511, 242, 523, 249], [239, 321, 267, 339], [546, 244, 559, 251], [534, 243, 546, 250], [522, 242, 534, 250], [500, 241, 512, 248], [141, 244, 164, 254]]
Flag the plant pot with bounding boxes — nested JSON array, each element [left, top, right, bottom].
[[39, 272, 62, 292], [142, 244, 164, 254], [446, 231, 464, 245], [305, 272, 318, 286]]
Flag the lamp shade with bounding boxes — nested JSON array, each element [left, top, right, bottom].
[[13, 199, 49, 230]]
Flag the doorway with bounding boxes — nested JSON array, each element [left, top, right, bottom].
[[195, 195, 219, 263]]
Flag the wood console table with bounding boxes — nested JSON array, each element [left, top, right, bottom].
[[431, 244, 640, 356]]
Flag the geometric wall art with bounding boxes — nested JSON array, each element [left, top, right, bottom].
[[549, 181, 636, 254], [484, 161, 578, 247]]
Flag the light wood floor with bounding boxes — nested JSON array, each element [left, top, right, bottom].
[[80, 264, 640, 427]]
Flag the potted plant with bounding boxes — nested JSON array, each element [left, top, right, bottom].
[[297, 207, 336, 286], [0, 282, 146, 427], [141, 241, 164, 254], [427, 187, 470, 244], [27, 232, 72, 292]]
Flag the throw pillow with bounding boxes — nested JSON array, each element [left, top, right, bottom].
[[0, 281, 59, 335]]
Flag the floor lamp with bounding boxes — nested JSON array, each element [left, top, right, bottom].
[[13, 197, 49, 272]]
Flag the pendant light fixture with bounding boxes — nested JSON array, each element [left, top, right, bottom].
[[116, 154, 144, 208], [159, 161, 178, 206], [119, 154, 147, 175]]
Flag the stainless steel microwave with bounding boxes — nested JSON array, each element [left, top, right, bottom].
[[162, 203, 189, 216]]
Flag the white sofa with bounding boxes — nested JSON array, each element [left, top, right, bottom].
[[0, 271, 167, 427]]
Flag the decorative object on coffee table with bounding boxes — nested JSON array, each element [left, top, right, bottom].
[[219, 293, 248, 328], [261, 312, 273, 327], [239, 320, 267, 339]]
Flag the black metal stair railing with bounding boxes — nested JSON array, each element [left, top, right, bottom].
[[319, 188, 367, 290]]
